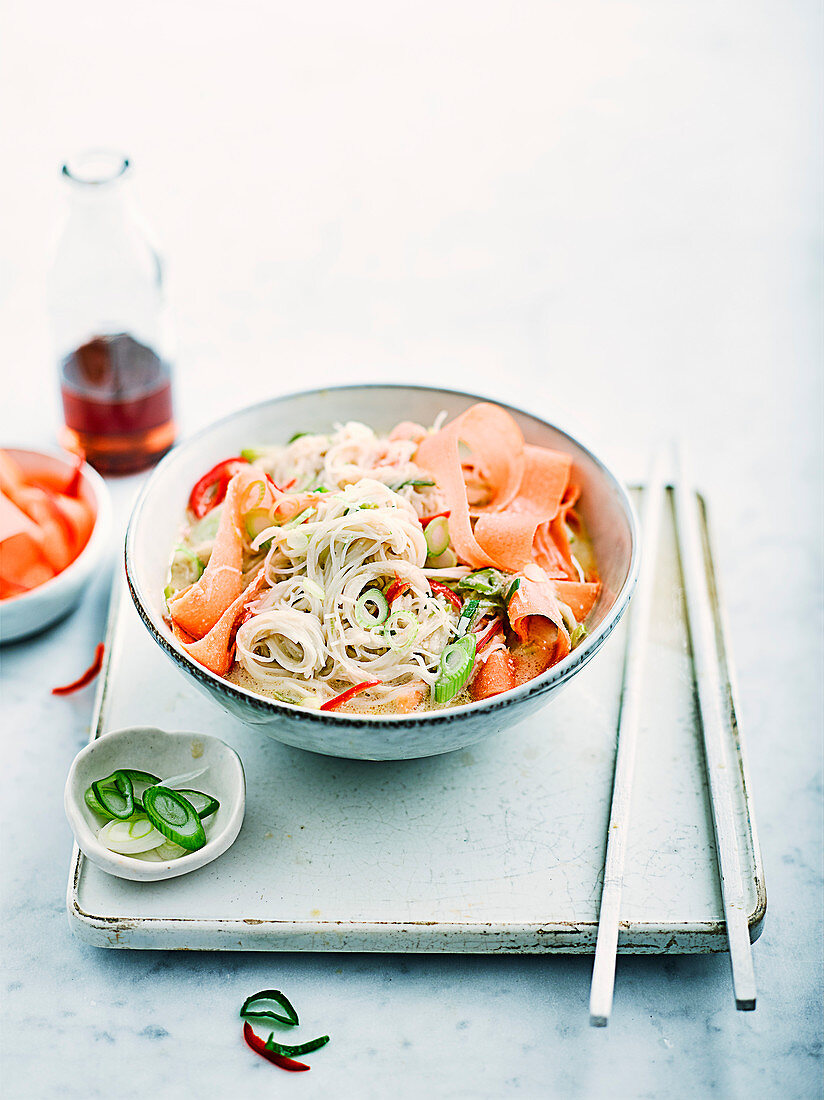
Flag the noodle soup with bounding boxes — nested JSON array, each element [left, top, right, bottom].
[[163, 404, 600, 714]]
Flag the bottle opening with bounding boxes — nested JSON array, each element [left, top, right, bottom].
[[62, 150, 130, 186]]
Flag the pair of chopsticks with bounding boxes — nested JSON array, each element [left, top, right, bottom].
[[588, 446, 756, 1027]]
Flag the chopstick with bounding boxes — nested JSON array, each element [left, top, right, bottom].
[[672, 444, 757, 1011], [589, 452, 667, 1027]]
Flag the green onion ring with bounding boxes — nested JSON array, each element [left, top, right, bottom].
[[142, 786, 206, 851], [240, 989, 300, 1027]]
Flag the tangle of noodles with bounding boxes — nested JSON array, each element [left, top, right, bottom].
[[165, 414, 600, 714], [233, 478, 457, 708]]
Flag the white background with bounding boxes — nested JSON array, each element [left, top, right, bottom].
[[1, 2, 822, 1098]]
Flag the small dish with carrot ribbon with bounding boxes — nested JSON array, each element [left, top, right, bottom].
[[0, 447, 111, 643]]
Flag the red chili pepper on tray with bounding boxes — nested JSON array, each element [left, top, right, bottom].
[[428, 580, 463, 613], [243, 1022, 309, 1072], [188, 457, 249, 519], [52, 643, 105, 695]]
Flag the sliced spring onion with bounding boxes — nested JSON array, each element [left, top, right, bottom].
[[241, 479, 267, 512], [570, 623, 588, 648], [391, 478, 435, 491], [282, 507, 316, 530], [302, 578, 325, 602], [311, 485, 329, 493], [119, 769, 161, 786], [570, 551, 586, 584], [175, 789, 220, 819], [240, 989, 300, 1027], [251, 525, 280, 553], [90, 771, 134, 821], [142, 786, 206, 851], [383, 609, 419, 653], [504, 577, 521, 604], [174, 545, 205, 575], [433, 634, 477, 704], [160, 767, 209, 789], [426, 548, 458, 569], [265, 1034, 330, 1057], [288, 431, 310, 443], [240, 447, 264, 462], [558, 601, 577, 633], [98, 815, 166, 855], [116, 769, 162, 811], [456, 598, 480, 637], [457, 568, 507, 596], [245, 507, 275, 541], [133, 839, 189, 862], [354, 589, 390, 628], [424, 516, 450, 557], [84, 787, 111, 817]]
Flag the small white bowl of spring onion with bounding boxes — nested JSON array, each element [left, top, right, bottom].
[[64, 726, 245, 881]]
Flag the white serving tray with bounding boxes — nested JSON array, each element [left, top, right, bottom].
[[67, 489, 765, 953]]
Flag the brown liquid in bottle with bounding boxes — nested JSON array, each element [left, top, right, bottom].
[[60, 333, 176, 474]]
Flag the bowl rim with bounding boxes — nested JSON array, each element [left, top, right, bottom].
[[0, 445, 111, 608], [63, 725, 246, 881], [125, 382, 640, 727]]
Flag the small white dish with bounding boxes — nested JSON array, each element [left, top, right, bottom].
[[64, 725, 246, 881], [0, 446, 112, 644]]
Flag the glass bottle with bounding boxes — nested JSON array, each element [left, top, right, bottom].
[[48, 150, 176, 474]]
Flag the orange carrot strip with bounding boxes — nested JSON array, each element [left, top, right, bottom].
[[415, 419, 497, 569], [554, 581, 601, 621], [470, 648, 516, 700], [507, 567, 571, 664], [182, 571, 266, 675], [473, 512, 541, 573], [508, 445, 572, 519], [169, 468, 265, 639], [52, 644, 105, 695]]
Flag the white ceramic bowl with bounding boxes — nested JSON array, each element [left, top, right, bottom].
[[0, 447, 111, 643], [126, 384, 639, 761], [64, 725, 246, 882]]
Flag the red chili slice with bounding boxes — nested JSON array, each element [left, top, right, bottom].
[[428, 580, 463, 613], [242, 1022, 310, 1072], [188, 457, 249, 519], [52, 643, 105, 695], [386, 576, 410, 604], [320, 680, 382, 712], [475, 618, 504, 652], [420, 510, 450, 528]]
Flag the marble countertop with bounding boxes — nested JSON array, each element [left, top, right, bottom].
[[1, 2, 821, 1097]]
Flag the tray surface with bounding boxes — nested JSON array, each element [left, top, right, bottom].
[[67, 489, 765, 952]]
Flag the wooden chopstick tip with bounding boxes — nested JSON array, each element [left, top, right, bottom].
[[590, 1014, 609, 1028]]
